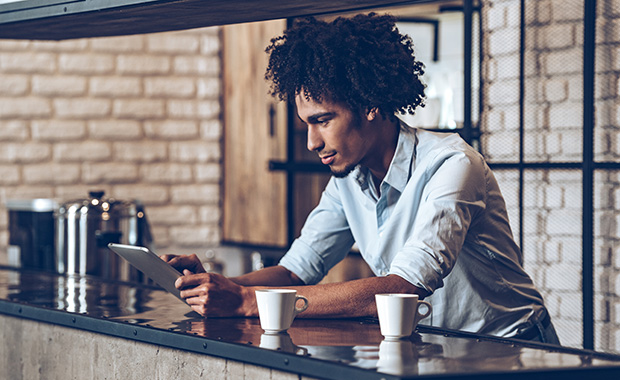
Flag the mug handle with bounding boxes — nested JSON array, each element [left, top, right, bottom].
[[415, 300, 432, 322], [294, 295, 309, 314]]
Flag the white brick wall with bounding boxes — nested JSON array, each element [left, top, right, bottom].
[[0, 27, 223, 261], [144, 120, 199, 138], [482, 0, 620, 354]]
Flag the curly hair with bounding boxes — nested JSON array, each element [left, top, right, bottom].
[[265, 13, 426, 118]]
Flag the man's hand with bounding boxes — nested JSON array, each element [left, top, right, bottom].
[[175, 271, 256, 317], [160, 253, 206, 274]]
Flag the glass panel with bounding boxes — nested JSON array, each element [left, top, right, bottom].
[[523, 169, 583, 348], [594, 170, 620, 354], [472, 8, 481, 136], [398, 10, 467, 130], [493, 169, 521, 244], [523, 0, 584, 163], [480, 0, 522, 162], [481, 0, 585, 163], [594, 1, 620, 162], [495, 167, 585, 350]]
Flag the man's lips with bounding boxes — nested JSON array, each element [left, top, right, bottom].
[[320, 153, 336, 165]]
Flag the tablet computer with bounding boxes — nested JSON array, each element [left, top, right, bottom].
[[107, 243, 187, 305]]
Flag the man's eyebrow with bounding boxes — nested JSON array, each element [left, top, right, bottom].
[[306, 112, 335, 123]]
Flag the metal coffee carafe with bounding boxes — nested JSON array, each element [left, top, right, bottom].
[[55, 191, 152, 282]]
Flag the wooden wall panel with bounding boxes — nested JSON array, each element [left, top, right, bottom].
[[222, 20, 288, 247]]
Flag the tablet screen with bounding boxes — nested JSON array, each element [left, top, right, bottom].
[[108, 243, 187, 305]]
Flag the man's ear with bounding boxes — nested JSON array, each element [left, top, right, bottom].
[[366, 107, 379, 121]]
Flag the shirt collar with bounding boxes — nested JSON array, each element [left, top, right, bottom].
[[352, 121, 415, 194]]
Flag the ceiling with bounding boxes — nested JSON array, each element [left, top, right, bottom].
[[0, 0, 452, 40]]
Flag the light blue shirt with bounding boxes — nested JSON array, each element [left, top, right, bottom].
[[279, 124, 547, 337]]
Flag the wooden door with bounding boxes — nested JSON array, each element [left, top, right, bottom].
[[222, 20, 288, 247]]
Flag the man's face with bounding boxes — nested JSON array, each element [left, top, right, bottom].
[[295, 94, 378, 178]]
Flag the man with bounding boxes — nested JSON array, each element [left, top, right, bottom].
[[164, 13, 560, 344]]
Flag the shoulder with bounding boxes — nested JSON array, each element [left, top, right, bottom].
[[416, 128, 470, 152], [416, 129, 483, 165], [411, 130, 489, 192]]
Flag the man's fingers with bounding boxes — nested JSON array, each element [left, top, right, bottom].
[[187, 254, 207, 273], [185, 297, 208, 316], [179, 286, 206, 299], [162, 255, 186, 268], [176, 272, 212, 289], [159, 254, 176, 263], [165, 255, 195, 270], [172, 272, 245, 317], [185, 295, 207, 305], [164, 254, 206, 273]]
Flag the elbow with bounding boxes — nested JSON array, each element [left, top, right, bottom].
[[278, 265, 305, 285], [386, 274, 431, 298]]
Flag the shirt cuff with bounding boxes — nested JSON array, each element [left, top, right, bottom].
[[278, 239, 327, 285], [388, 247, 445, 294]]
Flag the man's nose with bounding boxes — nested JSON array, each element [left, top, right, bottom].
[[307, 125, 324, 152]]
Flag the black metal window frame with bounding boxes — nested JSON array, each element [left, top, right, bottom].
[[480, 0, 599, 350], [269, 0, 605, 351]]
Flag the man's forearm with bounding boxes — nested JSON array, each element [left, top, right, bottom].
[[231, 266, 425, 318], [230, 265, 305, 287], [277, 274, 425, 318]]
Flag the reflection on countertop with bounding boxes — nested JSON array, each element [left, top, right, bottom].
[[1, 266, 620, 379]]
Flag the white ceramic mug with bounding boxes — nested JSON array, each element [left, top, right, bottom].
[[375, 294, 432, 340], [255, 289, 309, 333]]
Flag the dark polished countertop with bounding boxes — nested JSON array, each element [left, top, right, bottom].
[[2, 266, 620, 380]]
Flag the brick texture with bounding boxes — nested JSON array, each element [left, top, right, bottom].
[[88, 120, 142, 140], [32, 120, 87, 141], [32, 75, 87, 96], [0, 27, 222, 266], [89, 77, 142, 97], [0, 121, 28, 141], [482, 0, 620, 354], [0, 97, 51, 118], [0, 74, 29, 95], [144, 120, 199, 139], [59, 53, 115, 74], [0, 52, 57, 73], [113, 141, 169, 162]]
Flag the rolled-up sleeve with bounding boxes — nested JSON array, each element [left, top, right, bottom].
[[279, 178, 355, 285], [388, 149, 487, 293]]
